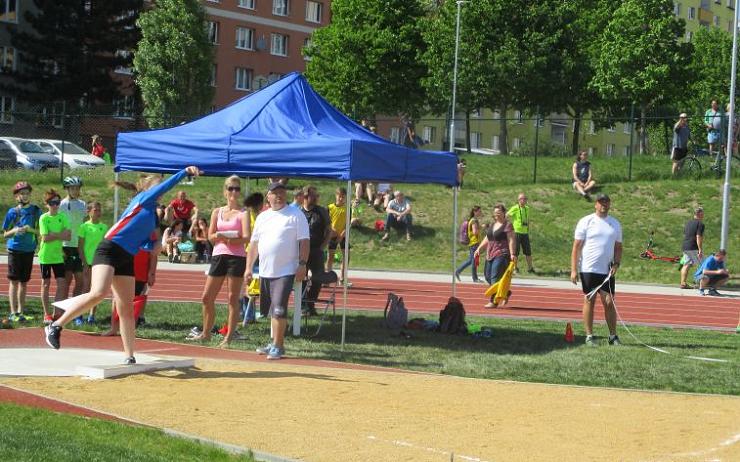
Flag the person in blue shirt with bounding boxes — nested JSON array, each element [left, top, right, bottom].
[[694, 249, 730, 296], [2, 181, 41, 322], [44, 166, 201, 364]]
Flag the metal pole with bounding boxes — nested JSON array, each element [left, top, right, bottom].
[[721, 0, 740, 250], [449, 0, 464, 297], [341, 179, 351, 350], [113, 172, 120, 220], [628, 103, 635, 181], [533, 107, 540, 183]]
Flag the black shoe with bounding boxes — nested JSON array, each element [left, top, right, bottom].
[[454, 272, 461, 282], [44, 324, 62, 350], [124, 356, 136, 365]]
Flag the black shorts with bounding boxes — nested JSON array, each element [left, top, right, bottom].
[[92, 239, 135, 277], [208, 254, 247, 278], [260, 275, 295, 319], [700, 274, 729, 287], [515, 233, 531, 256], [328, 238, 350, 251], [580, 272, 615, 295], [40, 263, 66, 280], [672, 147, 688, 162], [7, 250, 34, 282], [63, 247, 83, 272]]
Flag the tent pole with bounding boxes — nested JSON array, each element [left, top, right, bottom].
[[341, 179, 351, 350], [452, 186, 458, 296], [113, 172, 120, 220]]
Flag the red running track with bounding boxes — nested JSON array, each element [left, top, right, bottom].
[[1, 267, 737, 331]]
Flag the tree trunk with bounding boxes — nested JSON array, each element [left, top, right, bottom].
[[465, 111, 471, 153], [640, 105, 648, 155], [499, 105, 509, 155], [571, 110, 582, 157]]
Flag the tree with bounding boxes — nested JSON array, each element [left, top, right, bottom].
[[9, 0, 142, 108], [590, 0, 690, 154], [684, 27, 736, 112], [304, 0, 428, 121], [134, 0, 213, 127]]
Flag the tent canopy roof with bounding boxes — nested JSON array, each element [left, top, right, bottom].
[[115, 72, 458, 186]]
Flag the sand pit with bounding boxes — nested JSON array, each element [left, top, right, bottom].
[[2, 357, 739, 462]]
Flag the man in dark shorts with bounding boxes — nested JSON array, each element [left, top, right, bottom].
[[301, 185, 331, 316], [671, 113, 690, 176], [245, 182, 309, 360], [680, 207, 704, 289], [570, 194, 623, 346]]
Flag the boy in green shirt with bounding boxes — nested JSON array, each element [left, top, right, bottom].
[[38, 190, 71, 320], [77, 201, 108, 323]]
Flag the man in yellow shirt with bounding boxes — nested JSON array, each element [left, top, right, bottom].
[[327, 187, 350, 283], [507, 193, 535, 274]]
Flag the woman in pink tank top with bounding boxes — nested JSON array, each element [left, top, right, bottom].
[[190, 175, 250, 347]]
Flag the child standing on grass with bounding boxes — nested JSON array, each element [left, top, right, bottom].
[[326, 187, 350, 283], [60, 177, 86, 303], [77, 201, 108, 323], [2, 182, 41, 322], [39, 190, 71, 322]]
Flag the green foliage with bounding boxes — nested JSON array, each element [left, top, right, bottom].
[[683, 26, 736, 114], [8, 0, 142, 108], [134, 0, 214, 127], [305, 0, 428, 119]]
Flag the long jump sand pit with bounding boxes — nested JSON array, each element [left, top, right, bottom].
[[2, 357, 739, 462]]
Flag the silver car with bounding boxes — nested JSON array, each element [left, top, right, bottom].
[[31, 139, 105, 169], [0, 137, 59, 171]]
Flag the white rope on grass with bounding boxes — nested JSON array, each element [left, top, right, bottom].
[[585, 273, 730, 363]]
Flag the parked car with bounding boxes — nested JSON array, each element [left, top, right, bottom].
[[0, 139, 17, 169], [31, 139, 105, 169], [0, 137, 59, 171]]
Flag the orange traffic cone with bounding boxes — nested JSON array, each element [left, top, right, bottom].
[[564, 322, 574, 343]]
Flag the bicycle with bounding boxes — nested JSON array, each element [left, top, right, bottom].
[[709, 148, 740, 176], [674, 144, 705, 179]]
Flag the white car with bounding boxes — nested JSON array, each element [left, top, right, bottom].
[[0, 137, 59, 171], [31, 139, 106, 169]]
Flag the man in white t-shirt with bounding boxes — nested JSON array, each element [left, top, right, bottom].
[[245, 182, 309, 360], [570, 193, 623, 346]]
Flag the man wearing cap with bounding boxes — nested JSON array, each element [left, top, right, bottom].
[[680, 207, 705, 289], [382, 190, 413, 241], [245, 181, 309, 360], [570, 193, 623, 346], [671, 113, 690, 176]]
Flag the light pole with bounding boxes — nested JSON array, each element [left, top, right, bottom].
[[721, 0, 740, 250], [450, 0, 466, 296]]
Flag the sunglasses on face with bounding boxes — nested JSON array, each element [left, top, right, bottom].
[[47, 199, 61, 206], [226, 186, 241, 192]]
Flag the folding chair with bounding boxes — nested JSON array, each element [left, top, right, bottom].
[[300, 270, 339, 337]]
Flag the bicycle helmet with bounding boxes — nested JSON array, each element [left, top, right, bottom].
[[12, 181, 32, 194], [62, 176, 83, 188]]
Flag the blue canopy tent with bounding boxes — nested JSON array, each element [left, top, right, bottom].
[[115, 72, 459, 347]]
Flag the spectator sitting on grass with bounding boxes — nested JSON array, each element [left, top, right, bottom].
[[381, 190, 413, 242], [694, 249, 730, 297], [572, 150, 596, 200], [162, 219, 185, 263]]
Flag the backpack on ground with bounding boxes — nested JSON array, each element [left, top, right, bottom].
[[458, 220, 470, 245], [438, 296, 466, 334], [383, 292, 408, 330]]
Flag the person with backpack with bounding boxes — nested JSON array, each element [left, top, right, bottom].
[[455, 206, 483, 283], [2, 182, 41, 322]]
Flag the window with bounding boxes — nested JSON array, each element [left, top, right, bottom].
[[0, 96, 14, 124], [303, 37, 312, 60], [623, 146, 630, 156], [422, 126, 436, 144], [606, 143, 615, 156], [701, 0, 710, 8], [674, 3, 681, 16], [471, 108, 481, 118], [686, 31, 693, 41], [470, 132, 481, 149], [623, 122, 632, 134], [207, 21, 219, 44], [210, 64, 217, 87], [730, 20, 734, 32], [390, 127, 400, 143], [235, 67, 252, 90], [305, 1, 322, 23], [533, 115, 544, 127], [271, 33, 288, 56], [607, 123, 616, 132], [715, 0, 721, 4], [273, 0, 289, 16], [492, 109, 501, 118], [588, 120, 595, 134], [688, 6, 696, 19], [238, 0, 256, 8], [491, 135, 500, 152], [0, 46, 15, 73], [113, 96, 134, 119], [236, 27, 255, 50], [728, 0, 733, 8], [514, 110, 523, 124], [714, 15, 720, 26], [512, 137, 521, 149], [0, 0, 17, 22], [42, 101, 65, 128], [114, 50, 132, 75]]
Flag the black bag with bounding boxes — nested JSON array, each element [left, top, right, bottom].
[[438, 296, 466, 334], [383, 292, 408, 330]]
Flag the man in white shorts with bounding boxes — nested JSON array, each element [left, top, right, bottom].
[[570, 194, 623, 346]]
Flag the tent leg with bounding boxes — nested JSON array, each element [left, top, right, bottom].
[[113, 172, 120, 220], [293, 281, 301, 336], [341, 180, 351, 351], [452, 186, 458, 296]]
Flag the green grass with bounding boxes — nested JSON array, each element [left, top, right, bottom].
[[2, 155, 737, 286], [9, 299, 740, 396], [0, 402, 257, 461]]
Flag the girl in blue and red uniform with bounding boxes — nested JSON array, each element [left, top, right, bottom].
[[44, 166, 201, 364]]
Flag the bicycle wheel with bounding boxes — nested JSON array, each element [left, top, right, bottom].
[[684, 156, 702, 179]]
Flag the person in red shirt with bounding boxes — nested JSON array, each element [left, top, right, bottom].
[[91, 135, 105, 158], [166, 190, 198, 232]]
